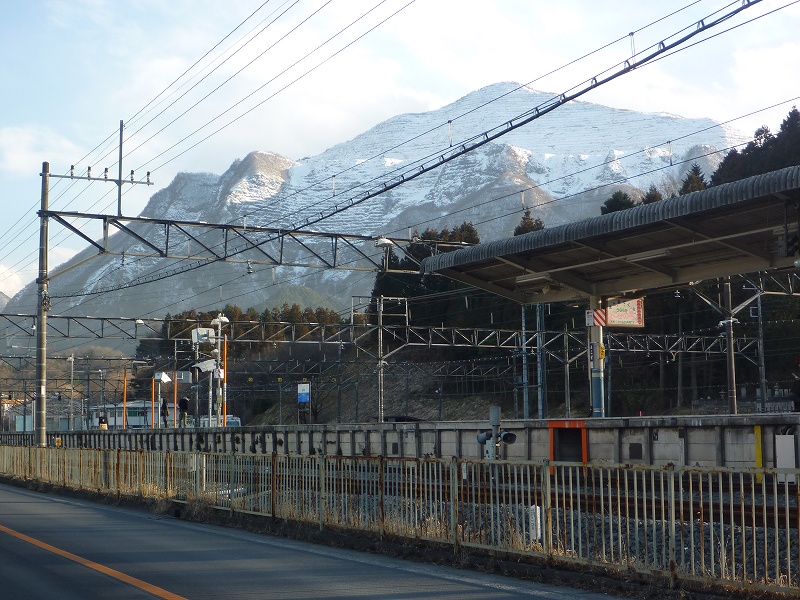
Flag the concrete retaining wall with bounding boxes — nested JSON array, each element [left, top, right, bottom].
[[2, 412, 798, 469]]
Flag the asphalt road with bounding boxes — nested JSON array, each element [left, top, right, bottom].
[[0, 483, 627, 600]]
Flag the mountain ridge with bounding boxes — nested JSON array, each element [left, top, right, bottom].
[[6, 82, 745, 351]]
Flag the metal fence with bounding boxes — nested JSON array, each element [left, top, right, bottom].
[[0, 446, 796, 595]]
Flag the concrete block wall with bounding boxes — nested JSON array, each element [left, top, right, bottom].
[[8, 412, 800, 470]]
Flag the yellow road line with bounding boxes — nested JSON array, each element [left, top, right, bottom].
[[0, 523, 186, 600]]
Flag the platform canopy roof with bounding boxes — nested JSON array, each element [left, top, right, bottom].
[[420, 166, 800, 303]]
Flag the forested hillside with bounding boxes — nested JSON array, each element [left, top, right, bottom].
[[134, 109, 800, 422]]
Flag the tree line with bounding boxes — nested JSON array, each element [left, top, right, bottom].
[[131, 108, 800, 418], [601, 107, 800, 213], [135, 303, 343, 361], [370, 108, 800, 413]]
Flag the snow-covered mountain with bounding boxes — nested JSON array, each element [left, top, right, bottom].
[[7, 82, 746, 334]]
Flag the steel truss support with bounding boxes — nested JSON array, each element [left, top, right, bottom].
[[40, 211, 423, 298], [0, 313, 757, 358]]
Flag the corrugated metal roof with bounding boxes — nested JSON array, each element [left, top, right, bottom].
[[422, 166, 800, 273], [419, 165, 800, 302]]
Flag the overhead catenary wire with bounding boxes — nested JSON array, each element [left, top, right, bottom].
[[388, 94, 800, 238], [0, 1, 416, 289], [0, 0, 725, 270], [141, 0, 768, 269], [79, 0, 774, 297], [0, 1, 408, 284], [38, 90, 796, 306], [136, 0, 416, 176], [0, 0, 776, 282], [25, 64, 800, 312], [9, 0, 688, 264], [0, 1, 282, 268], [0, 1, 780, 314]]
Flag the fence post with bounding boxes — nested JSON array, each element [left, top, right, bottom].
[[165, 451, 171, 498], [138, 449, 143, 497], [379, 455, 385, 539], [318, 455, 325, 531], [668, 463, 677, 588], [270, 452, 277, 518], [229, 450, 235, 517], [450, 457, 460, 554], [194, 450, 200, 505], [543, 459, 551, 557]]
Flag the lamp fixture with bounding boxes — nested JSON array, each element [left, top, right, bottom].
[[624, 248, 671, 262], [516, 271, 550, 284], [210, 313, 230, 327]]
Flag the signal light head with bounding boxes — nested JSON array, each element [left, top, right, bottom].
[[498, 431, 516, 445], [477, 430, 516, 445]]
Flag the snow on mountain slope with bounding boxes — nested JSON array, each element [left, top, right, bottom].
[[6, 82, 745, 343]]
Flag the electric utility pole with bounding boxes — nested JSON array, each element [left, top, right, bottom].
[[35, 121, 152, 446]]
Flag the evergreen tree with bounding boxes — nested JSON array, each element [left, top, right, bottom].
[[135, 302, 343, 359], [284, 303, 304, 324], [710, 147, 747, 186], [370, 222, 481, 327], [441, 221, 480, 244], [601, 190, 635, 214], [513, 208, 545, 235], [641, 184, 663, 204], [773, 107, 800, 169], [679, 163, 707, 195], [711, 107, 800, 185]]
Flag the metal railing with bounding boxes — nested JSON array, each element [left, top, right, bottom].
[[0, 446, 796, 595]]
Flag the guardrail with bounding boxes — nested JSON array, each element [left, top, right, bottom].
[[0, 446, 796, 596]]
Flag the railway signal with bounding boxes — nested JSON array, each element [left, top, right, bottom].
[[477, 406, 516, 459]]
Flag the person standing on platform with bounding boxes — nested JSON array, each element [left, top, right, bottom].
[[160, 397, 170, 428], [179, 396, 190, 427]]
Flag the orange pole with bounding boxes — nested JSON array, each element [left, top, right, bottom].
[[151, 378, 155, 428], [122, 368, 128, 429], [173, 369, 178, 428], [223, 335, 228, 426]]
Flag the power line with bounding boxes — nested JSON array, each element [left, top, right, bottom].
[[168, 0, 765, 257], [64, 0, 767, 297], [0, 0, 780, 316], [0, 0, 727, 266], [0, 1, 416, 293]]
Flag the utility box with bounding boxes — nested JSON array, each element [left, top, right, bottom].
[[776, 435, 797, 484]]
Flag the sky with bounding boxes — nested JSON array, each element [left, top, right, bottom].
[[1, 0, 799, 299]]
